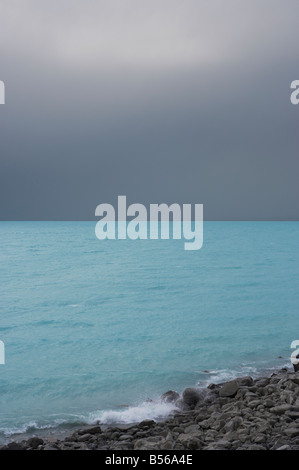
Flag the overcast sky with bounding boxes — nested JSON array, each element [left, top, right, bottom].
[[0, 0, 298, 220]]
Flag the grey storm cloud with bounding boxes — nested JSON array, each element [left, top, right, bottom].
[[0, 0, 298, 220]]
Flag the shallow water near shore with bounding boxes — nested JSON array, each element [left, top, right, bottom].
[[0, 221, 298, 444]]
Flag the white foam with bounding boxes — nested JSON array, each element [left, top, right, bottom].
[[0, 420, 59, 437], [197, 366, 259, 387], [197, 362, 293, 388], [98, 400, 179, 426]]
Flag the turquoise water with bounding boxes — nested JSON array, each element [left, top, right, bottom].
[[0, 222, 298, 441]]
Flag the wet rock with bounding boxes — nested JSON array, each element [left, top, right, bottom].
[[237, 376, 254, 387], [138, 419, 156, 429], [292, 355, 299, 373], [161, 390, 180, 403], [182, 388, 206, 408], [27, 437, 44, 449], [255, 378, 270, 388], [175, 398, 191, 411], [85, 425, 102, 435], [219, 380, 239, 398], [5, 441, 25, 450]]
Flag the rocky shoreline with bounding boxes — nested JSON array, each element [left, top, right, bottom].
[[1, 367, 299, 451]]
